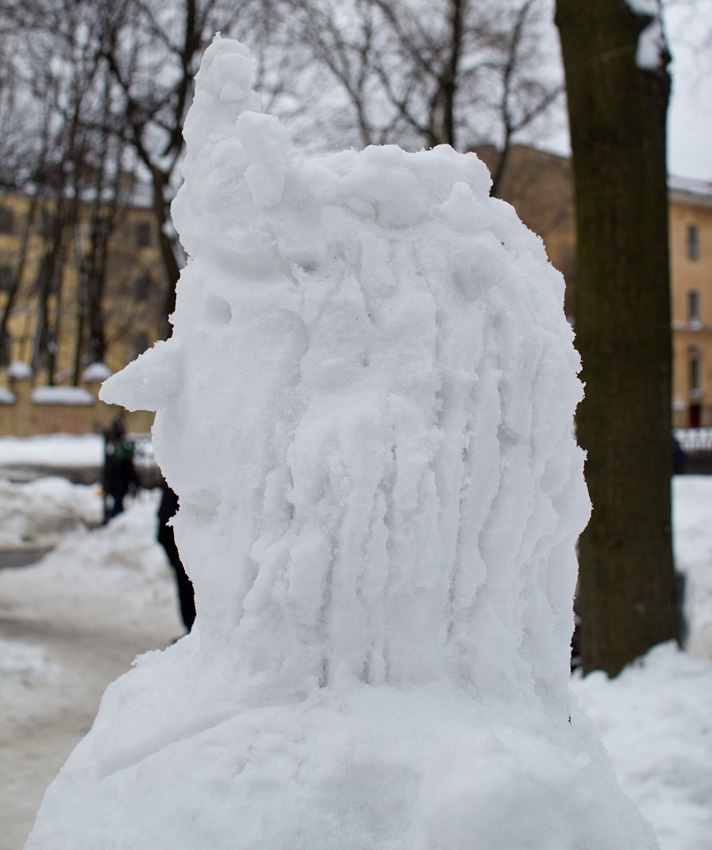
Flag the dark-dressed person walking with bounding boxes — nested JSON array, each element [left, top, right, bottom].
[[157, 477, 195, 631], [102, 417, 139, 523]]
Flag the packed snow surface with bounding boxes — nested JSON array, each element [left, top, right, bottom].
[[0, 488, 181, 850], [0, 434, 104, 472], [0, 476, 100, 550], [26, 37, 656, 849], [3, 474, 712, 850]]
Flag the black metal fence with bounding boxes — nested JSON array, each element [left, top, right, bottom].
[[675, 428, 712, 475]]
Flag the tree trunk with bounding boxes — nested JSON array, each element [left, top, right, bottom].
[[149, 166, 181, 339], [555, 0, 680, 676]]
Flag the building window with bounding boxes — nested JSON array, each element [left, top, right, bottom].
[[131, 331, 150, 361], [0, 205, 15, 235], [91, 214, 111, 246], [688, 290, 701, 324], [689, 350, 702, 398], [0, 264, 13, 292], [134, 273, 151, 302], [0, 333, 10, 367], [39, 209, 56, 239], [687, 224, 700, 261], [135, 221, 152, 249]]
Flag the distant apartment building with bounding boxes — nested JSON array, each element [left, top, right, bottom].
[[669, 177, 712, 428], [0, 189, 165, 387], [1, 151, 711, 432], [480, 146, 712, 429]]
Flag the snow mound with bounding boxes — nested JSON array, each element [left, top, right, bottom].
[[27, 36, 656, 850], [673, 476, 712, 657], [0, 638, 62, 684], [0, 638, 63, 724], [573, 642, 712, 849], [0, 477, 101, 550]]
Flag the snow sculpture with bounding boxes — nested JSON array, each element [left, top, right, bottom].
[[26, 37, 659, 850]]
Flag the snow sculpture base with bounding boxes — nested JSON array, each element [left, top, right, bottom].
[[26, 38, 658, 850]]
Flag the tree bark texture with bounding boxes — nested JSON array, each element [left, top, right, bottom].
[[555, 0, 680, 676]]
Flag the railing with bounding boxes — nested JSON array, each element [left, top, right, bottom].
[[675, 428, 712, 474]]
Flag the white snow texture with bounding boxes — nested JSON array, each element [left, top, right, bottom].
[[626, 0, 667, 69], [27, 37, 656, 850]]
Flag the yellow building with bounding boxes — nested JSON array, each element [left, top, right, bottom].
[[1, 155, 711, 435], [483, 147, 712, 429], [670, 177, 712, 428], [0, 189, 165, 387]]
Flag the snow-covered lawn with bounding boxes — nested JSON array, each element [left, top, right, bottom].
[[0, 466, 182, 850], [1, 437, 711, 850]]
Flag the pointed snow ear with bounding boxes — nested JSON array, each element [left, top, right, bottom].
[[100, 339, 184, 413]]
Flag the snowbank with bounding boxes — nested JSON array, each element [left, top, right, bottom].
[[26, 37, 656, 850], [0, 434, 104, 472], [573, 642, 712, 850], [0, 477, 101, 550]]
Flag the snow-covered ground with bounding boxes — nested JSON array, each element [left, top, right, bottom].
[[0, 436, 711, 850], [0, 445, 183, 850]]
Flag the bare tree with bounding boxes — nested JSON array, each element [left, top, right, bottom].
[[283, 0, 564, 193], [2, 1, 135, 382], [96, 0, 288, 336], [2, 0, 566, 371], [3, 0, 291, 347]]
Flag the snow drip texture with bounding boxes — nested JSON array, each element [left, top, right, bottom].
[[27, 37, 658, 850]]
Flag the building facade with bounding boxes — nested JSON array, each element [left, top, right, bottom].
[[482, 147, 712, 429], [1, 154, 711, 433], [0, 190, 165, 388], [670, 178, 712, 428]]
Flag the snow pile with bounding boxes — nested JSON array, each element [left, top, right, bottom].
[[1, 491, 177, 728], [7, 361, 32, 380], [26, 37, 656, 850], [0, 434, 105, 472], [0, 639, 61, 689], [4, 474, 712, 850], [38, 490, 174, 596], [626, 0, 667, 70], [573, 643, 712, 850], [0, 477, 101, 550], [0, 636, 64, 747], [673, 475, 712, 657], [0, 490, 182, 850], [0, 637, 64, 732]]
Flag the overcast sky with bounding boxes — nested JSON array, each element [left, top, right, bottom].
[[666, 0, 712, 181], [535, 1, 712, 183]]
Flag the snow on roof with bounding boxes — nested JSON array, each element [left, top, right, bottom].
[[82, 363, 112, 382], [31, 387, 94, 407], [669, 175, 712, 204], [0, 434, 104, 468], [7, 361, 33, 380]]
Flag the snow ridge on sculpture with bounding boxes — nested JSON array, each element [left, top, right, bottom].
[[107, 37, 587, 704]]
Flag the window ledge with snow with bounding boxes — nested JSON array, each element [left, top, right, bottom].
[[31, 387, 94, 406]]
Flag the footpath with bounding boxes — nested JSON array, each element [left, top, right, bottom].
[[0, 495, 181, 850]]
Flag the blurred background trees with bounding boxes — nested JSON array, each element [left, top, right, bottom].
[[0, 0, 563, 371], [283, 0, 563, 195]]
